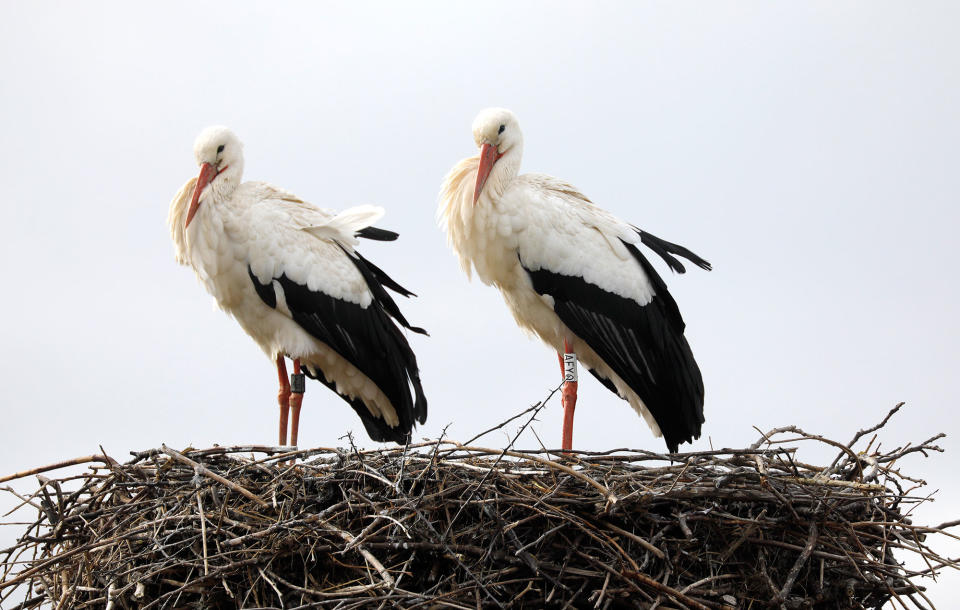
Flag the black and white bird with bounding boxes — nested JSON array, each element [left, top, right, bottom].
[[169, 126, 427, 446], [438, 108, 710, 452]]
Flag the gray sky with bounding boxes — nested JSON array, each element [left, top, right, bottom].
[[1, 2, 957, 603]]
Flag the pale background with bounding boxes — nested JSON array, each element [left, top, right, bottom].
[[1, 2, 957, 605]]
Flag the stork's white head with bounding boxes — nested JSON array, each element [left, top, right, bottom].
[[472, 107, 522, 152], [471, 108, 523, 205], [185, 126, 245, 228]]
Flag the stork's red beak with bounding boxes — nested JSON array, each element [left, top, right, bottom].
[[474, 142, 502, 205], [185, 162, 218, 228]]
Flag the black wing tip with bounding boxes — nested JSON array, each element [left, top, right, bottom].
[[359, 421, 413, 445], [637, 229, 712, 274], [305, 367, 425, 445], [348, 388, 427, 446], [661, 382, 706, 453], [664, 426, 704, 454], [688, 257, 713, 272], [344, 248, 428, 334], [587, 367, 703, 455], [367, 424, 414, 445], [359, 393, 428, 445], [356, 226, 400, 241], [667, 259, 687, 274]]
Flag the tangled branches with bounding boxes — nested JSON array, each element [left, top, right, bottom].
[[0, 403, 956, 609]]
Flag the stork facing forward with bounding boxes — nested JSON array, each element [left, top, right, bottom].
[[439, 108, 710, 452], [169, 126, 427, 446]]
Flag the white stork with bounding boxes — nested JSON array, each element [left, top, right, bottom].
[[169, 126, 427, 446], [438, 108, 710, 452]]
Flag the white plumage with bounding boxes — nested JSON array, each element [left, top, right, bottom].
[[170, 126, 426, 445], [439, 108, 709, 452]]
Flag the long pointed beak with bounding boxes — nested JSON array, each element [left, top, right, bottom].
[[185, 162, 218, 228], [474, 143, 502, 205]]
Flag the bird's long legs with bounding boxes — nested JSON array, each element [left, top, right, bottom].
[[556, 339, 578, 451], [277, 355, 306, 447], [276, 354, 290, 445], [289, 359, 305, 447]]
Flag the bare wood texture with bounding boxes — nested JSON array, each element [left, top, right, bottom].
[[0, 402, 955, 609]]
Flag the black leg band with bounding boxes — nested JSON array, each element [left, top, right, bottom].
[[290, 373, 306, 394]]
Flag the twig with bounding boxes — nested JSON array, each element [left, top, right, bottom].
[[0, 455, 117, 484], [195, 481, 209, 576], [619, 567, 711, 610], [161, 444, 268, 508], [778, 521, 818, 600], [847, 402, 906, 449], [463, 401, 547, 447]]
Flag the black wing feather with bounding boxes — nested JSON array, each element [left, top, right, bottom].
[[638, 230, 712, 274], [248, 267, 276, 308], [356, 226, 399, 241], [522, 239, 707, 452], [248, 259, 427, 444], [345, 247, 426, 334], [353, 250, 418, 299], [587, 368, 619, 395], [307, 369, 412, 444]]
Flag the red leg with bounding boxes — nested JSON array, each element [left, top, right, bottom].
[[289, 359, 304, 447], [276, 354, 290, 446], [560, 339, 578, 451]]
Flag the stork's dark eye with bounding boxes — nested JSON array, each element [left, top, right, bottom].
[[217, 144, 225, 154], [498, 124, 505, 135]]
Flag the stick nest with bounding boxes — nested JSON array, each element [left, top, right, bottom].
[[1, 403, 956, 609]]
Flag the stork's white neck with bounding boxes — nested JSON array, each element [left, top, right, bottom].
[[209, 161, 244, 202], [481, 143, 523, 205]]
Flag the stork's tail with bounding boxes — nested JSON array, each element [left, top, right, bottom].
[[302, 205, 386, 246]]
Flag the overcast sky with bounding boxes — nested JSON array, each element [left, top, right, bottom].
[[1, 2, 957, 604]]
